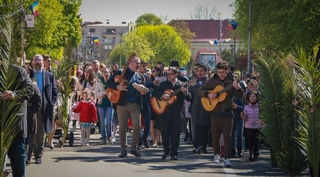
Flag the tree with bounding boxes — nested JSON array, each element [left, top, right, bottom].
[[190, 4, 218, 20], [135, 13, 163, 27], [167, 20, 194, 48], [21, 0, 82, 60], [135, 25, 191, 66], [109, 33, 154, 65], [233, 0, 320, 57]]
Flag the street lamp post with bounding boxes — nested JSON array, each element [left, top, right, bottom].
[[112, 31, 124, 68]]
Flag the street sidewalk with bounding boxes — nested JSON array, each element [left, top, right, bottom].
[[7, 126, 310, 177]]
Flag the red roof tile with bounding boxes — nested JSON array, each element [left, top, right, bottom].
[[170, 19, 234, 41]]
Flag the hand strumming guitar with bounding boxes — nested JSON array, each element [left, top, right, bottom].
[[116, 84, 127, 91], [208, 93, 217, 99], [161, 94, 170, 101]]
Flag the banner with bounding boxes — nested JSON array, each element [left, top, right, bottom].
[[25, 15, 34, 27]]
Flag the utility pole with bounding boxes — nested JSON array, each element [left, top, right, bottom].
[[20, 0, 25, 66], [247, 0, 252, 76], [219, 19, 222, 56], [234, 37, 236, 69]]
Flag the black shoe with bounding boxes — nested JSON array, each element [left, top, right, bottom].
[[192, 148, 201, 154], [157, 142, 162, 146], [201, 148, 208, 154], [184, 135, 189, 142], [249, 156, 254, 162], [118, 151, 128, 158], [161, 153, 168, 159], [142, 139, 149, 148], [171, 155, 178, 160], [254, 156, 258, 161], [35, 158, 42, 164], [130, 150, 141, 157]]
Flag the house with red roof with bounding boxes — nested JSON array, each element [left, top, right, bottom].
[[169, 19, 240, 71]]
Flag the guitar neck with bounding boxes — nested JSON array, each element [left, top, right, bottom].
[[217, 83, 233, 95], [117, 52, 136, 83], [169, 80, 194, 97]]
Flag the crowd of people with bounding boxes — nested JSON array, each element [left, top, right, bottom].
[[3, 53, 263, 177]]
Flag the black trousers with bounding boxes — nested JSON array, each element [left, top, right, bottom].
[[161, 117, 180, 156], [245, 128, 259, 155]]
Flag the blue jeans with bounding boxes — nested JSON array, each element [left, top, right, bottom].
[[98, 106, 114, 139], [232, 119, 243, 149], [8, 138, 26, 177]]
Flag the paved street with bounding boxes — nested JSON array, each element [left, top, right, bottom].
[[6, 128, 309, 177]]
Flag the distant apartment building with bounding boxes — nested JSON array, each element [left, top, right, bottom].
[[79, 21, 135, 66]]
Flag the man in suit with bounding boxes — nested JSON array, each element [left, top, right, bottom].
[[1, 63, 34, 177], [189, 64, 211, 154], [32, 54, 58, 164], [107, 56, 145, 158], [152, 67, 192, 160]]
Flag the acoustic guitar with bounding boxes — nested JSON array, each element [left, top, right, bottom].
[[150, 79, 196, 114], [105, 52, 136, 104], [201, 83, 234, 112]]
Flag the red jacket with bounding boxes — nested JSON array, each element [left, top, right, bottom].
[[73, 100, 98, 123]]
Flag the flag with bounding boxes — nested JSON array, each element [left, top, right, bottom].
[[30, 1, 39, 17], [227, 20, 238, 30], [209, 39, 219, 45], [93, 36, 98, 45]]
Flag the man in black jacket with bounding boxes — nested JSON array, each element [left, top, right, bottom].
[[152, 67, 192, 160]]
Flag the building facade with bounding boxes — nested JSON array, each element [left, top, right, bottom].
[[79, 21, 135, 66]]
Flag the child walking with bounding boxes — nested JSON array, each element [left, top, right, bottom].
[[241, 91, 261, 162], [73, 90, 98, 146]]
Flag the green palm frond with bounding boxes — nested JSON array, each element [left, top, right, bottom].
[[0, 19, 25, 174], [293, 48, 320, 177], [254, 51, 308, 176], [54, 56, 77, 141]]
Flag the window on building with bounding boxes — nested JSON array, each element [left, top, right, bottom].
[[89, 28, 95, 33], [107, 29, 116, 33], [112, 37, 116, 44]]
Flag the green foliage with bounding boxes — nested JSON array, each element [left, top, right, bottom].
[[136, 25, 190, 66], [135, 13, 163, 27], [292, 48, 320, 177], [0, 19, 19, 174], [109, 33, 154, 66], [54, 56, 77, 141], [233, 0, 320, 53], [110, 25, 191, 67], [254, 51, 308, 176], [22, 0, 82, 59]]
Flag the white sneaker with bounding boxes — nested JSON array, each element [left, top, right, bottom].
[[112, 138, 116, 144], [213, 154, 220, 163], [224, 158, 232, 167]]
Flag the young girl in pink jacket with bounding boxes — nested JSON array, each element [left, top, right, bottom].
[[241, 91, 261, 162], [73, 90, 98, 146]]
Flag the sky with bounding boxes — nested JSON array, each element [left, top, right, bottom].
[[79, 0, 235, 25]]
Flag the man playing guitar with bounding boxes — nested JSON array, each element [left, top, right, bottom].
[[152, 67, 192, 160], [107, 56, 145, 158], [198, 61, 243, 167]]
